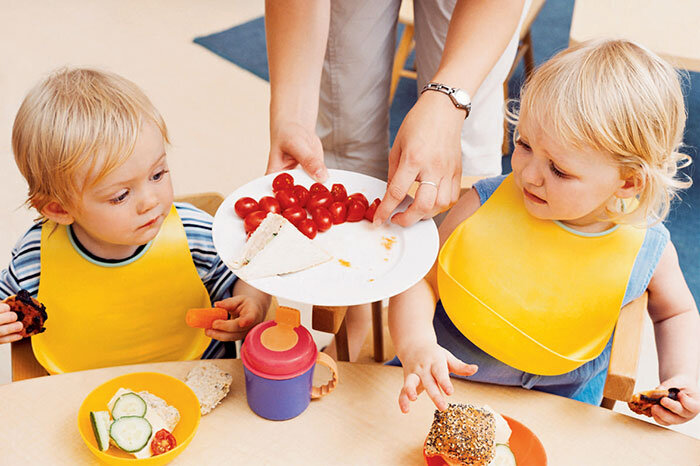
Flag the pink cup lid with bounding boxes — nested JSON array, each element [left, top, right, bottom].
[[241, 307, 317, 380]]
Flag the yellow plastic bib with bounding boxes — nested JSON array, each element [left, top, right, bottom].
[[437, 175, 645, 375], [34, 205, 212, 374]]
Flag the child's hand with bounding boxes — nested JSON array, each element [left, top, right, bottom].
[[0, 302, 24, 344], [204, 296, 265, 342], [398, 342, 478, 414], [651, 376, 700, 425]]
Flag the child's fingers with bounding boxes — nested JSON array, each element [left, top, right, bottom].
[[0, 321, 23, 337], [402, 373, 421, 402], [651, 404, 684, 425], [420, 372, 448, 412], [213, 296, 247, 315], [431, 363, 454, 396], [0, 333, 23, 344], [446, 353, 478, 377], [678, 391, 700, 416], [0, 302, 11, 313], [235, 302, 259, 329], [205, 327, 247, 342], [660, 392, 700, 420], [0, 310, 18, 325]]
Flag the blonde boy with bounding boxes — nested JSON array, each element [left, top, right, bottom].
[[0, 68, 269, 373]]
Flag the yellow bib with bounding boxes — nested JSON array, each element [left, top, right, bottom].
[[34, 205, 212, 374], [437, 175, 645, 375]]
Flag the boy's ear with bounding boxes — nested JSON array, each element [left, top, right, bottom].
[[41, 201, 75, 225], [615, 172, 643, 200]]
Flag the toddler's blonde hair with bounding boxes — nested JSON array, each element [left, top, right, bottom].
[[508, 39, 691, 225], [12, 68, 169, 216]]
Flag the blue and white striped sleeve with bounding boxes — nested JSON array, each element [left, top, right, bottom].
[[175, 203, 238, 303], [0, 223, 43, 300]]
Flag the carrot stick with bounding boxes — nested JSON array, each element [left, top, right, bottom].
[[186, 307, 229, 329]]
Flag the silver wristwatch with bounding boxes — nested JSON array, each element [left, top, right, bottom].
[[420, 82, 471, 119]]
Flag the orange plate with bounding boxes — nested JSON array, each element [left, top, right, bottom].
[[423, 415, 547, 466]]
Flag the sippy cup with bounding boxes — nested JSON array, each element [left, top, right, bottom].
[[241, 306, 338, 420]]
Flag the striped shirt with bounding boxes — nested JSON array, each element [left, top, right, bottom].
[[0, 202, 238, 359]]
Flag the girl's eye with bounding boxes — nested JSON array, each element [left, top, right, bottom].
[[110, 190, 129, 204], [549, 161, 568, 178], [515, 138, 531, 151], [152, 169, 169, 181]]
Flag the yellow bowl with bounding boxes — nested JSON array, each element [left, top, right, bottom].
[[78, 372, 201, 465]]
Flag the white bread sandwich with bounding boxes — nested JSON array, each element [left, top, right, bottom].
[[425, 403, 515, 466], [230, 213, 332, 280]]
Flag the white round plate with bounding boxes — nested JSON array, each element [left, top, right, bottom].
[[212, 168, 439, 306]]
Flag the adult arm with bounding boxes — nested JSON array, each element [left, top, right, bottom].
[[265, 0, 330, 181], [375, 0, 527, 226]]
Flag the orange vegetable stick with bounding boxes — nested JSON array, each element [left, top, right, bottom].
[[186, 307, 229, 329]]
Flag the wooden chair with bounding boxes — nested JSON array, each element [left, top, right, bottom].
[[390, 0, 547, 154]]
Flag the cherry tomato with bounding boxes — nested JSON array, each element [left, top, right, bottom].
[[346, 193, 369, 209], [283, 206, 307, 226], [346, 199, 367, 222], [311, 207, 333, 232], [234, 197, 260, 219], [330, 183, 348, 202], [309, 182, 329, 196], [275, 189, 300, 210], [293, 185, 310, 208], [365, 198, 381, 222], [328, 201, 347, 225], [272, 173, 294, 193], [151, 429, 177, 456], [297, 218, 317, 239], [244, 210, 268, 234], [307, 192, 333, 211], [258, 196, 281, 214]]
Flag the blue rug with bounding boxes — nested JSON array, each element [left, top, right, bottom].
[[194, 1, 700, 300]]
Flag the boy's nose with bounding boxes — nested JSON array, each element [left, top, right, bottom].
[[137, 191, 159, 214]]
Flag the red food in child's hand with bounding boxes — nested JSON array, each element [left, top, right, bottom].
[[185, 308, 229, 329], [292, 185, 310, 208], [151, 429, 177, 456], [346, 193, 369, 209], [309, 182, 329, 196], [234, 197, 260, 219], [328, 201, 347, 224], [258, 196, 281, 214], [275, 189, 300, 210], [365, 198, 380, 222], [2, 290, 48, 337], [297, 218, 318, 239], [244, 210, 268, 234], [272, 173, 294, 193], [330, 183, 348, 203], [283, 206, 307, 226], [346, 199, 367, 222], [311, 207, 333, 232]]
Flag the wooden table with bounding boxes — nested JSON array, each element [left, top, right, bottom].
[[1, 360, 699, 465], [570, 0, 700, 72]]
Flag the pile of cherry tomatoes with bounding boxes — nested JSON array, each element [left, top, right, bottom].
[[234, 173, 380, 240]]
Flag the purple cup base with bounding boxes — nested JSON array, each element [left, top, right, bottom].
[[243, 365, 314, 421]]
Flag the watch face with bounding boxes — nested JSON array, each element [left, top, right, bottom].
[[452, 89, 470, 107]]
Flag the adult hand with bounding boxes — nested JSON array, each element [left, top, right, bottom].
[[374, 91, 465, 227], [397, 341, 478, 414], [651, 376, 700, 425], [205, 296, 266, 342], [267, 121, 328, 183]]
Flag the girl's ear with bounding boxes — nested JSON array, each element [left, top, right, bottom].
[[41, 201, 75, 225], [615, 171, 643, 200]]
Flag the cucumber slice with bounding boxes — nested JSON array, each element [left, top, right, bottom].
[[109, 416, 153, 453], [491, 444, 517, 466], [112, 392, 147, 419], [90, 411, 111, 452]]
